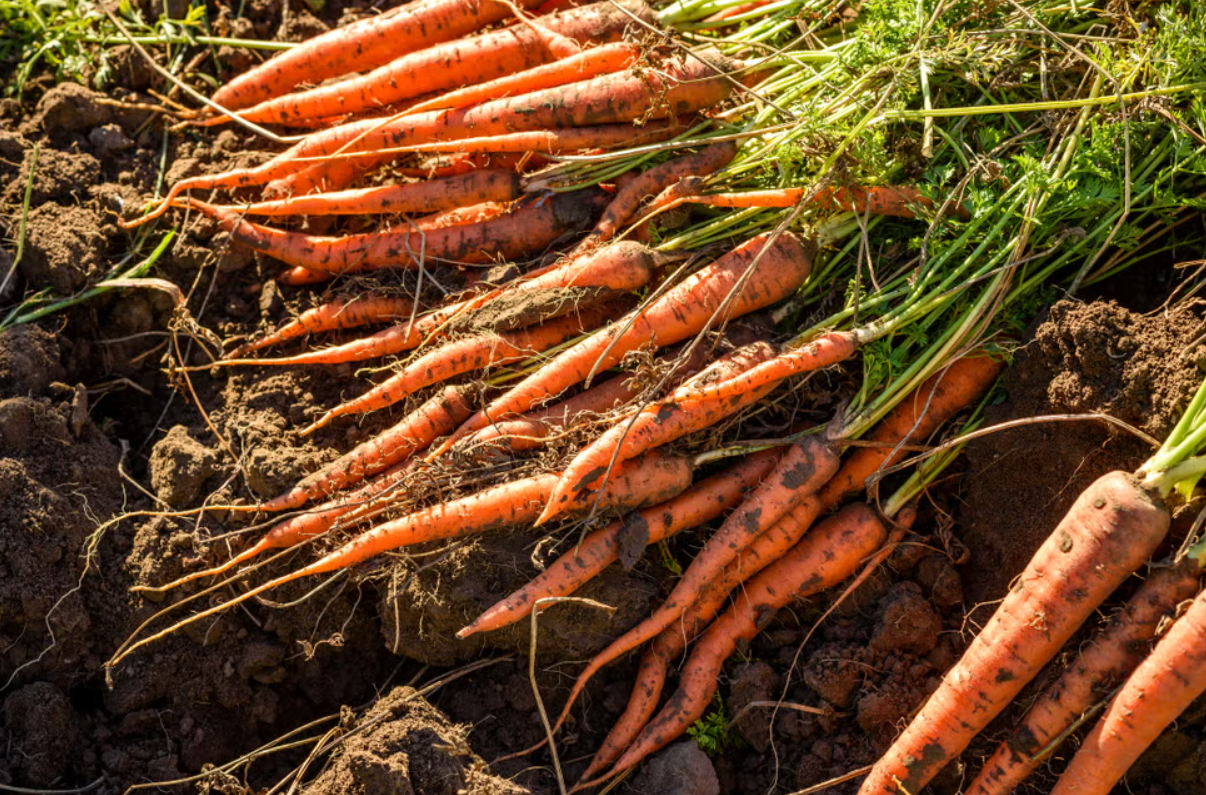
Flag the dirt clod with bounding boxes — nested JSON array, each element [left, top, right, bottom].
[[727, 662, 780, 751], [36, 82, 111, 133], [149, 425, 219, 508], [3, 682, 82, 786], [870, 581, 943, 655], [20, 202, 107, 293], [624, 740, 720, 795]]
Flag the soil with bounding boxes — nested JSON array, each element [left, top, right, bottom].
[[2, 7, 1206, 795]]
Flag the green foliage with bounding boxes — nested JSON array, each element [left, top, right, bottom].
[[686, 693, 743, 757]]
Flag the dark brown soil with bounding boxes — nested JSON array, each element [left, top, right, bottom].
[[2, 7, 1206, 795]]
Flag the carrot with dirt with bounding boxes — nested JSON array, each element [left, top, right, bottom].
[[301, 300, 628, 435], [201, 2, 644, 128], [106, 450, 694, 670], [211, 171, 522, 220], [459, 449, 782, 637], [224, 241, 659, 368], [207, 0, 548, 113], [437, 231, 817, 452], [403, 42, 642, 115], [585, 140, 739, 244], [178, 189, 610, 277], [227, 293, 417, 359], [1049, 577, 1206, 795], [125, 52, 744, 226], [608, 502, 890, 776], [134, 386, 474, 594], [544, 351, 1003, 741], [968, 558, 1202, 795]]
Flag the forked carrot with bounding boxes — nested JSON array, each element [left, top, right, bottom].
[[858, 471, 1171, 795], [227, 294, 416, 359], [211, 171, 523, 220], [405, 42, 641, 115], [107, 450, 694, 669], [1049, 580, 1206, 795], [609, 502, 889, 775], [203, 1, 642, 127], [968, 559, 1202, 795], [300, 300, 626, 435], [209, 0, 547, 112], [459, 449, 782, 637], [439, 231, 817, 451]]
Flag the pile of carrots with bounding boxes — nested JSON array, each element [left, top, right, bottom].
[[108, 0, 1206, 792]]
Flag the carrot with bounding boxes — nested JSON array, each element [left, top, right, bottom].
[[229, 241, 658, 368], [459, 450, 782, 637], [398, 151, 549, 179], [209, 0, 548, 112], [265, 120, 687, 200], [704, 0, 771, 21], [205, 2, 644, 127], [1049, 580, 1206, 795], [610, 502, 889, 775], [212, 171, 523, 220], [405, 42, 641, 115], [227, 293, 416, 359], [440, 231, 817, 451], [548, 351, 1003, 740], [134, 387, 473, 594], [263, 385, 474, 512], [535, 341, 782, 525], [180, 188, 610, 277], [968, 559, 1202, 795], [106, 450, 695, 670], [858, 471, 1171, 795], [300, 300, 627, 435], [587, 141, 739, 243], [129, 51, 742, 226]]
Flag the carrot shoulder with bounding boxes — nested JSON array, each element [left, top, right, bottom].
[[858, 471, 1171, 795]]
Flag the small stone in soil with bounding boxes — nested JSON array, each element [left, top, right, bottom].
[[623, 740, 720, 795]]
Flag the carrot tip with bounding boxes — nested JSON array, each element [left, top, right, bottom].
[[455, 626, 474, 639]]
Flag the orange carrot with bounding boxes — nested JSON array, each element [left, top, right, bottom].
[[209, 0, 548, 112], [180, 189, 610, 277], [205, 2, 644, 127], [211, 171, 522, 219], [128, 52, 742, 226], [459, 450, 782, 637], [587, 141, 739, 243], [859, 471, 1171, 795], [549, 351, 1003, 740], [535, 341, 781, 525], [135, 386, 473, 594], [227, 293, 416, 359], [1049, 580, 1206, 795], [398, 151, 549, 179], [106, 451, 695, 670], [704, 0, 770, 21], [969, 559, 1202, 795], [262, 385, 474, 511], [300, 300, 626, 435], [405, 42, 641, 115], [441, 231, 817, 450], [610, 503, 889, 775]]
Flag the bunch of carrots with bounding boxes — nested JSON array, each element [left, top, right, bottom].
[[105, 0, 1206, 790]]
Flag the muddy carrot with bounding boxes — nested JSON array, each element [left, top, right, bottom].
[[300, 301, 626, 435], [227, 293, 416, 359], [209, 0, 548, 112], [212, 171, 522, 219], [610, 503, 889, 775], [1049, 580, 1206, 795], [440, 231, 816, 450], [459, 450, 782, 637], [206, 2, 645, 126], [858, 471, 1171, 795], [180, 189, 610, 277], [969, 559, 1202, 795]]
